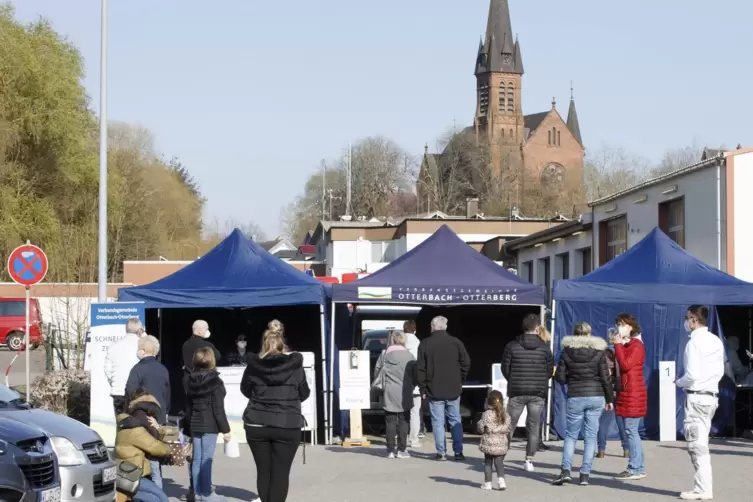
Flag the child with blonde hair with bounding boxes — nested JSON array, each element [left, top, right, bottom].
[[477, 390, 512, 491]]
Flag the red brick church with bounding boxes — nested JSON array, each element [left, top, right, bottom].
[[418, 0, 585, 215]]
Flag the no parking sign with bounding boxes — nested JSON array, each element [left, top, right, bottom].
[[7, 243, 48, 287], [5, 242, 48, 399]]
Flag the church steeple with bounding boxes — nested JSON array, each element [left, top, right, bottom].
[[566, 83, 583, 146], [475, 0, 523, 75]]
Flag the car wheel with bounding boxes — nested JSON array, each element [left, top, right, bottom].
[[6, 333, 23, 351]]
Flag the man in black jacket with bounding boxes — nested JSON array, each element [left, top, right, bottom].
[[417, 316, 471, 461], [124, 334, 170, 488], [501, 313, 554, 472]]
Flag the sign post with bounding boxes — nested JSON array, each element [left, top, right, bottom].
[[338, 350, 371, 447], [6, 242, 49, 401], [659, 361, 676, 442]]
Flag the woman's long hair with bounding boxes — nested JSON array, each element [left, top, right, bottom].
[[537, 325, 551, 343], [486, 390, 506, 424], [260, 320, 288, 358]]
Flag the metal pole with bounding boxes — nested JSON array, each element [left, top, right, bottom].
[[97, 0, 109, 302], [25, 286, 30, 400]]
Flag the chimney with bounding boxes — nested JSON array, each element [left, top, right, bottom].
[[466, 197, 479, 219]]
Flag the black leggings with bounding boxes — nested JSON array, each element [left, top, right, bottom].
[[246, 426, 300, 502], [484, 454, 505, 482]]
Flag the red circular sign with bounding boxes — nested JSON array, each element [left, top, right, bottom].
[[7, 244, 48, 287]]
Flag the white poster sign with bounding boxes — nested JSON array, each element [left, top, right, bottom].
[[85, 302, 145, 446], [491, 363, 527, 427], [659, 361, 676, 442], [338, 350, 370, 410]]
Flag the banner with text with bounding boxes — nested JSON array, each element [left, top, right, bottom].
[[85, 302, 145, 446]]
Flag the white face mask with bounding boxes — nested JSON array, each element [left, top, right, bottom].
[[237, 342, 247, 350], [618, 325, 630, 337], [684, 320, 692, 333], [203, 330, 211, 339]]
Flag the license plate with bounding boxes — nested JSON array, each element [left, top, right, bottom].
[[102, 465, 117, 484], [41, 487, 61, 502]]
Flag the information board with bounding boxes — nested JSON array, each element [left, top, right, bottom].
[[659, 360, 676, 442], [338, 350, 370, 410]]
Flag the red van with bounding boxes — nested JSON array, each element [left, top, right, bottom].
[[0, 298, 43, 351]]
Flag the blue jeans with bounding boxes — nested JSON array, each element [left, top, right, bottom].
[[561, 396, 604, 474], [191, 433, 218, 496], [133, 477, 168, 502], [148, 459, 162, 488], [597, 410, 628, 452], [623, 417, 645, 474], [428, 398, 463, 456]]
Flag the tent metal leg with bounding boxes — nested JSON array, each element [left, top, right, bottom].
[[157, 308, 162, 362], [318, 303, 326, 447], [328, 300, 336, 445], [545, 299, 556, 442]]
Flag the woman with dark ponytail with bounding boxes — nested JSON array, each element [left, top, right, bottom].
[[241, 320, 309, 502], [476, 390, 512, 491]]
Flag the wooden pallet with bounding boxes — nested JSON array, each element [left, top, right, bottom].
[[342, 437, 371, 448]]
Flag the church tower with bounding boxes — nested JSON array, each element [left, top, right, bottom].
[[474, 0, 524, 153]]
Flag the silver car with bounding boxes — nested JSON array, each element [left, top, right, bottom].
[[0, 385, 117, 502]]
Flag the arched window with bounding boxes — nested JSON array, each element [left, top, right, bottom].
[[507, 83, 514, 113], [541, 163, 566, 190], [501, 129, 504, 138], [557, 130, 561, 146], [498, 83, 506, 113], [509, 128, 513, 139], [548, 130, 551, 145], [479, 84, 489, 115]]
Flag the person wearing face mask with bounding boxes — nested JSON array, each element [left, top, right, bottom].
[[226, 334, 249, 366], [675, 305, 725, 500], [125, 335, 171, 488], [723, 336, 749, 384], [612, 312, 647, 481]]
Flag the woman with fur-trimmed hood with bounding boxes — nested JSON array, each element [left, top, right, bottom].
[[115, 389, 170, 502], [551, 322, 614, 487]]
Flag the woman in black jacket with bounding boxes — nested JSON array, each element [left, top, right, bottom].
[[186, 347, 231, 502], [551, 322, 614, 487], [241, 320, 310, 502]]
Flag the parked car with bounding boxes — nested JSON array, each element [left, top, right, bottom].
[[0, 297, 43, 351], [0, 384, 117, 502], [0, 415, 61, 502]]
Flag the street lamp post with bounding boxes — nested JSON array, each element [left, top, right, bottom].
[[97, 0, 108, 302]]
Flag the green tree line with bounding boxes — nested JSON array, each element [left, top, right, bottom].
[[0, 5, 208, 282]]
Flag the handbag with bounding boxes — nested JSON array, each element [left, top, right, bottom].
[[163, 442, 192, 467], [115, 461, 142, 496]]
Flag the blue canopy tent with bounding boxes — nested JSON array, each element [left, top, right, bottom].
[[328, 224, 547, 443], [118, 229, 333, 437], [551, 227, 753, 440]]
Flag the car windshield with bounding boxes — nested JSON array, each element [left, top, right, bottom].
[[0, 384, 23, 406], [362, 330, 389, 352]]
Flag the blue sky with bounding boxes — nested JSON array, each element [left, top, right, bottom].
[[11, 0, 752, 238]]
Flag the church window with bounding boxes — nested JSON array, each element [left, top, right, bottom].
[[498, 83, 506, 113], [509, 128, 513, 139], [557, 130, 561, 146], [541, 163, 566, 191], [552, 127, 557, 147], [548, 131, 551, 145], [507, 83, 514, 113], [479, 84, 489, 115], [501, 129, 504, 138]]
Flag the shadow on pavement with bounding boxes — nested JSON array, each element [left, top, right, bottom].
[[658, 441, 753, 457], [428, 476, 478, 488]]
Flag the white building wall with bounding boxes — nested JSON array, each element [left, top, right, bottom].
[[515, 231, 592, 301], [732, 152, 753, 281], [592, 166, 722, 269], [406, 232, 527, 250]]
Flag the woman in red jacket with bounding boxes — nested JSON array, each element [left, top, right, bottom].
[[613, 313, 647, 481]]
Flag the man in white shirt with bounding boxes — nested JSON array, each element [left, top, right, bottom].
[[675, 305, 725, 500], [103, 317, 144, 416]]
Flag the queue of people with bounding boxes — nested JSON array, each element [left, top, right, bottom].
[[104, 317, 308, 502], [103, 305, 726, 501]]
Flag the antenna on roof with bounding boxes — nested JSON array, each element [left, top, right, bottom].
[[345, 142, 352, 218]]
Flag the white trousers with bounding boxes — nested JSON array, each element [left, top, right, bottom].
[[683, 394, 718, 495], [409, 395, 422, 443]]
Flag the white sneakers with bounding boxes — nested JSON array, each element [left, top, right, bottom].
[[680, 492, 713, 500], [480, 480, 506, 491], [481, 482, 492, 490], [524, 460, 535, 472]]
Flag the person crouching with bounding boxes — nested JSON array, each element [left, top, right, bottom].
[[115, 389, 170, 502], [374, 331, 417, 458]]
